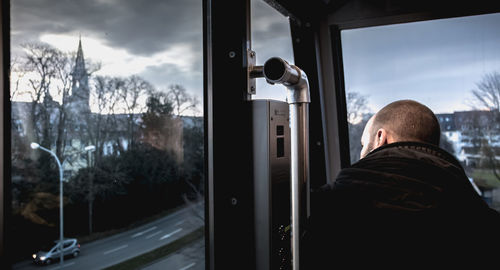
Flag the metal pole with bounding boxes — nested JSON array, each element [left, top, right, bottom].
[[262, 57, 310, 270], [84, 145, 96, 235], [88, 150, 92, 235], [59, 158, 63, 265], [37, 145, 64, 265], [289, 103, 309, 270]]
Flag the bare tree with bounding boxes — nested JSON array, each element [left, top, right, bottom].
[[52, 47, 75, 160], [480, 139, 500, 181], [83, 76, 123, 233], [154, 85, 204, 219], [470, 71, 500, 182], [471, 71, 500, 111], [166, 84, 199, 117], [346, 91, 371, 162], [346, 91, 369, 124], [10, 56, 28, 101], [89, 76, 122, 160], [119, 75, 154, 149], [19, 43, 60, 145]]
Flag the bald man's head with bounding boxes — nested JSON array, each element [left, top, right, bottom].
[[360, 100, 441, 159]]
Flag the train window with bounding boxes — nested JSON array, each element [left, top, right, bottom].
[[342, 13, 500, 212], [10, 0, 204, 269], [251, 0, 295, 101]]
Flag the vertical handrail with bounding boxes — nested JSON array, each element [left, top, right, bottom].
[[262, 57, 310, 270], [289, 103, 309, 270]]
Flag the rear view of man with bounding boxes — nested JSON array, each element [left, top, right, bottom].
[[303, 100, 500, 268]]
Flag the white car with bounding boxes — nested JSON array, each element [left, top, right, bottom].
[[32, 238, 80, 265]]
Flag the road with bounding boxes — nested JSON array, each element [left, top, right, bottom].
[[12, 203, 204, 270]]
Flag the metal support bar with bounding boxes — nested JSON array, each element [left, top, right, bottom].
[[288, 103, 309, 270], [262, 57, 310, 270]]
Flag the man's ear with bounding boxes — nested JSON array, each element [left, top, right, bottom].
[[374, 128, 388, 148]]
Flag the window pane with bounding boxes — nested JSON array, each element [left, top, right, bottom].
[[342, 13, 500, 211], [10, 1, 204, 269], [251, 0, 295, 101]]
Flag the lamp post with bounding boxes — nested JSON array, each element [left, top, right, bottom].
[[84, 145, 96, 234], [30, 143, 95, 265]]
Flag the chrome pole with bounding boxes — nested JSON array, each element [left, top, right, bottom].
[[289, 103, 309, 270], [263, 57, 310, 270]]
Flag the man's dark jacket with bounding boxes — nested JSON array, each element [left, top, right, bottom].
[[303, 142, 500, 268]]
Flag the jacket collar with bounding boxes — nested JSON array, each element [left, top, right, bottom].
[[363, 141, 462, 169]]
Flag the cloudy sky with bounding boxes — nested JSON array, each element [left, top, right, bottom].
[[10, 0, 500, 115], [10, 0, 293, 114], [342, 12, 500, 114]]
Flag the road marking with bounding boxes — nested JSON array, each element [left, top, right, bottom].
[[179, 262, 196, 270], [146, 230, 163, 239], [103, 244, 128, 255], [159, 228, 183, 240], [175, 220, 185, 226], [132, 226, 157, 238], [48, 262, 75, 270]]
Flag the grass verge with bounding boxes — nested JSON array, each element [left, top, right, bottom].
[[102, 227, 204, 270], [471, 169, 500, 188]]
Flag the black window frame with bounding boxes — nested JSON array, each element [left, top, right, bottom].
[[1, 0, 10, 268]]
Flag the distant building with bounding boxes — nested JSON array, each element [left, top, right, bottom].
[[436, 110, 500, 167], [436, 110, 500, 209]]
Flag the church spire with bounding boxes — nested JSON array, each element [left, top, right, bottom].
[[71, 36, 90, 113], [74, 36, 86, 76]]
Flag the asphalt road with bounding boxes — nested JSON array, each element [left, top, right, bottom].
[[12, 203, 204, 270]]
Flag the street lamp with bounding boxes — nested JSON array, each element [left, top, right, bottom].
[[84, 145, 96, 234], [30, 142, 95, 265]]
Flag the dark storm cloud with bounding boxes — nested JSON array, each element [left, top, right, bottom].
[[11, 0, 202, 56]]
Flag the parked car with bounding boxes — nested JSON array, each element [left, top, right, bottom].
[[32, 238, 80, 265]]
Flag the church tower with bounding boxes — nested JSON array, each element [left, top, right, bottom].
[[70, 37, 90, 114]]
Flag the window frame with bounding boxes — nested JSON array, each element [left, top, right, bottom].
[[1, 0, 10, 268]]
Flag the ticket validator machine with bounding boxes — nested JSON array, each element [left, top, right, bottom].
[[251, 56, 310, 270]]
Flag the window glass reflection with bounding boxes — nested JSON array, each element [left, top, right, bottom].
[[10, 0, 204, 269], [342, 13, 500, 212]]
